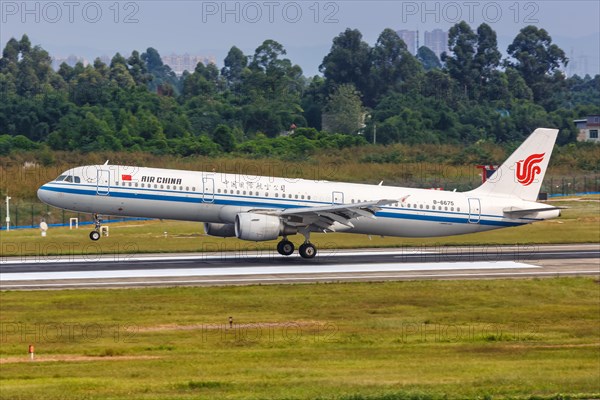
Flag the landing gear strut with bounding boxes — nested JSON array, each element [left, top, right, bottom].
[[89, 213, 102, 241], [298, 229, 317, 259], [277, 238, 295, 256]]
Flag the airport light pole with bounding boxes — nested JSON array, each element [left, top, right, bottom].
[[5, 196, 11, 231]]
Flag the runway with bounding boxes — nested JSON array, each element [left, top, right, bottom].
[[1, 244, 598, 289]]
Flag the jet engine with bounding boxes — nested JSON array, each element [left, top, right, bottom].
[[203, 223, 236, 238], [235, 213, 289, 241]]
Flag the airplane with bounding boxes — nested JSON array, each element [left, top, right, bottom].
[[37, 128, 561, 259]]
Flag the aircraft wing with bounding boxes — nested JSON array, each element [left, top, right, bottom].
[[254, 198, 405, 232]]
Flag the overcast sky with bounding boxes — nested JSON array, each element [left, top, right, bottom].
[[1, 0, 599, 76]]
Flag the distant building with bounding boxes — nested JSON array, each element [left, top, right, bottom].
[[396, 29, 417, 55], [574, 115, 600, 143], [424, 29, 448, 60], [161, 53, 216, 76], [52, 55, 88, 70]]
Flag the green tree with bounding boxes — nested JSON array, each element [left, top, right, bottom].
[[474, 23, 502, 99], [221, 46, 247, 88], [213, 124, 236, 152], [506, 26, 568, 108], [322, 84, 364, 134], [142, 47, 181, 94], [370, 28, 422, 104], [417, 46, 441, 70], [127, 50, 150, 86], [443, 21, 478, 99], [320, 29, 371, 99]]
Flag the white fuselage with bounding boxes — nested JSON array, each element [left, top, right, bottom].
[[37, 165, 559, 238]]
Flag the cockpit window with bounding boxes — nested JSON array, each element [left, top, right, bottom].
[[55, 175, 80, 183]]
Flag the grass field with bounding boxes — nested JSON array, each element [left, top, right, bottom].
[[0, 278, 599, 399], [1, 197, 598, 257]]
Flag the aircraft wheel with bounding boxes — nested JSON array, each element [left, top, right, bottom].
[[299, 243, 317, 259], [89, 231, 101, 241], [277, 240, 295, 256]]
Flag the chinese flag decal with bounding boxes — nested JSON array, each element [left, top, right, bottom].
[[121, 174, 132, 181]]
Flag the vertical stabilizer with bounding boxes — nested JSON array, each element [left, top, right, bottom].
[[470, 128, 558, 201]]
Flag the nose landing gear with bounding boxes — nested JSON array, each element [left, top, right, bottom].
[[89, 214, 102, 241]]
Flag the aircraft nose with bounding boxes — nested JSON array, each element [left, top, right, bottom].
[[37, 184, 52, 204]]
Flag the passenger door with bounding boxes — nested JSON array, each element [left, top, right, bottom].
[[96, 169, 110, 195]]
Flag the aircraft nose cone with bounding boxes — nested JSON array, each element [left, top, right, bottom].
[[37, 185, 51, 204]]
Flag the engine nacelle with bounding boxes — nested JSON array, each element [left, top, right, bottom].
[[203, 223, 236, 238], [235, 213, 282, 242]]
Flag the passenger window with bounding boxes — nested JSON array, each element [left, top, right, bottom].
[[301, 195, 305, 199]]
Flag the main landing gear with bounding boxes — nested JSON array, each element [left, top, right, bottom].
[[89, 213, 102, 241], [276, 232, 317, 259], [276, 239, 295, 256]]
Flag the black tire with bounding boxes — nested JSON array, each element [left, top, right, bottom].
[[299, 243, 317, 259], [89, 231, 100, 241], [277, 240, 295, 256]]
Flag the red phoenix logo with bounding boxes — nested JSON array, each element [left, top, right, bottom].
[[515, 153, 545, 186]]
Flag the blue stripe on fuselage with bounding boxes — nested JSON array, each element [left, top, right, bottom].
[[38, 184, 526, 228]]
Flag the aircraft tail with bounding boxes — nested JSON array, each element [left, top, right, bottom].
[[470, 128, 559, 201]]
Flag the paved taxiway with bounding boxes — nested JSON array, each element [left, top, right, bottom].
[[1, 244, 598, 289]]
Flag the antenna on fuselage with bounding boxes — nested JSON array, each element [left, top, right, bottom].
[[103, 160, 109, 165]]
